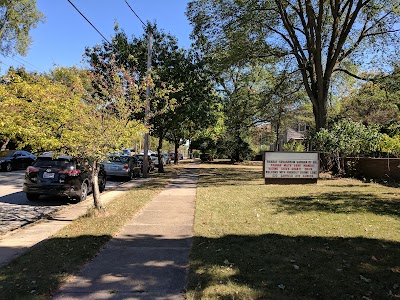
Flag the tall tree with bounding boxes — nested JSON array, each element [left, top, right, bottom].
[[0, 0, 44, 56], [85, 23, 219, 168], [164, 50, 221, 164], [340, 81, 399, 126], [85, 24, 178, 172], [0, 61, 145, 209], [187, 0, 400, 130]]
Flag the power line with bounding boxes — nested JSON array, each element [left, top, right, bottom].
[[66, 0, 111, 45], [4, 55, 45, 73], [124, 0, 147, 28], [14, 56, 45, 73], [0, 61, 11, 69], [0, 56, 41, 73]]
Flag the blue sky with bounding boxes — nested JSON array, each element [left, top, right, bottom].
[[0, 0, 192, 74]]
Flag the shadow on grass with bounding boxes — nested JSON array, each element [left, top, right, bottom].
[[198, 168, 262, 187], [188, 234, 400, 300], [0, 235, 112, 299], [271, 192, 400, 218], [1, 233, 398, 299]]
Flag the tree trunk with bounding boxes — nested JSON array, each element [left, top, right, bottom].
[[274, 109, 282, 151], [91, 161, 103, 210], [312, 88, 329, 132], [235, 132, 241, 162], [1, 138, 10, 151], [157, 136, 164, 173], [174, 140, 179, 164]]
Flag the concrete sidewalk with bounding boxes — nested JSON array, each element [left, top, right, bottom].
[[53, 166, 199, 300]]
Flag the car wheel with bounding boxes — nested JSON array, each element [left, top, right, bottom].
[[75, 181, 88, 202], [5, 162, 12, 172], [98, 175, 106, 193], [26, 193, 40, 201]]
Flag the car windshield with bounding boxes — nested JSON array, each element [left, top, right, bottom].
[[108, 156, 129, 163], [0, 150, 15, 157], [122, 150, 131, 155], [34, 157, 71, 168]]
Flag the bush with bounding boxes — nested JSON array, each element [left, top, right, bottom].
[[313, 119, 382, 175], [379, 134, 400, 157], [282, 140, 305, 152], [192, 150, 200, 158]]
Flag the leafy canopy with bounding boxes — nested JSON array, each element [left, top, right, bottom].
[[0, 0, 45, 56]]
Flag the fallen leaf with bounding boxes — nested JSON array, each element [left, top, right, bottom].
[[360, 275, 371, 283]]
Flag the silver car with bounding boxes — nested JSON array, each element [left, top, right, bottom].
[[102, 155, 142, 180]]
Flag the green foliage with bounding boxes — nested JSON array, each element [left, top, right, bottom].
[[192, 149, 200, 158], [314, 120, 382, 157], [0, 69, 79, 151], [382, 121, 400, 137], [0, 0, 45, 57], [190, 137, 217, 154], [85, 23, 219, 167], [340, 81, 399, 126], [0, 59, 146, 208], [378, 134, 400, 157], [212, 63, 307, 162], [282, 140, 305, 152], [187, 0, 400, 130], [313, 119, 382, 174]]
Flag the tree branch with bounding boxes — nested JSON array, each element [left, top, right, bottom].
[[333, 68, 376, 81]]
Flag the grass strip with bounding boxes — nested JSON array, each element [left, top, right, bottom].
[[187, 164, 400, 300], [0, 170, 176, 300]]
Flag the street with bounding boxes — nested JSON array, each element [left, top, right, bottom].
[[0, 170, 124, 236]]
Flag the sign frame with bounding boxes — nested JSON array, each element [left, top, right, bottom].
[[263, 151, 320, 184]]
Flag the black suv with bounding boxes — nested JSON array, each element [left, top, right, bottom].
[[23, 153, 106, 202], [0, 150, 36, 172]]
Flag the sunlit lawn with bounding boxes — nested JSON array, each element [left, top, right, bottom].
[[187, 163, 400, 300]]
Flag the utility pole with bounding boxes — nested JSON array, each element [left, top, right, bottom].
[[142, 30, 153, 177], [123, 0, 153, 177]]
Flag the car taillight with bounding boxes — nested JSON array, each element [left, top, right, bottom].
[[26, 166, 39, 173], [59, 169, 81, 176], [123, 164, 129, 170]]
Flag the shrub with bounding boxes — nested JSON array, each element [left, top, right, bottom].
[[282, 140, 305, 152], [313, 119, 382, 175]]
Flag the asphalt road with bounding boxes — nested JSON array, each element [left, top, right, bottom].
[[0, 170, 124, 236]]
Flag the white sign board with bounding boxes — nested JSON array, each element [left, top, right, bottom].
[[264, 152, 319, 179]]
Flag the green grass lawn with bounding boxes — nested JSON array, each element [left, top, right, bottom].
[[187, 163, 400, 300]]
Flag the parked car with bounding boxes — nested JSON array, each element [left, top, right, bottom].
[[169, 152, 183, 162], [134, 154, 155, 173], [163, 153, 171, 165], [121, 149, 135, 156], [102, 155, 141, 179], [23, 153, 106, 202], [149, 153, 166, 167], [0, 150, 36, 172]]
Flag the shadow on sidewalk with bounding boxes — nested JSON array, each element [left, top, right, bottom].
[[0, 234, 192, 299]]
